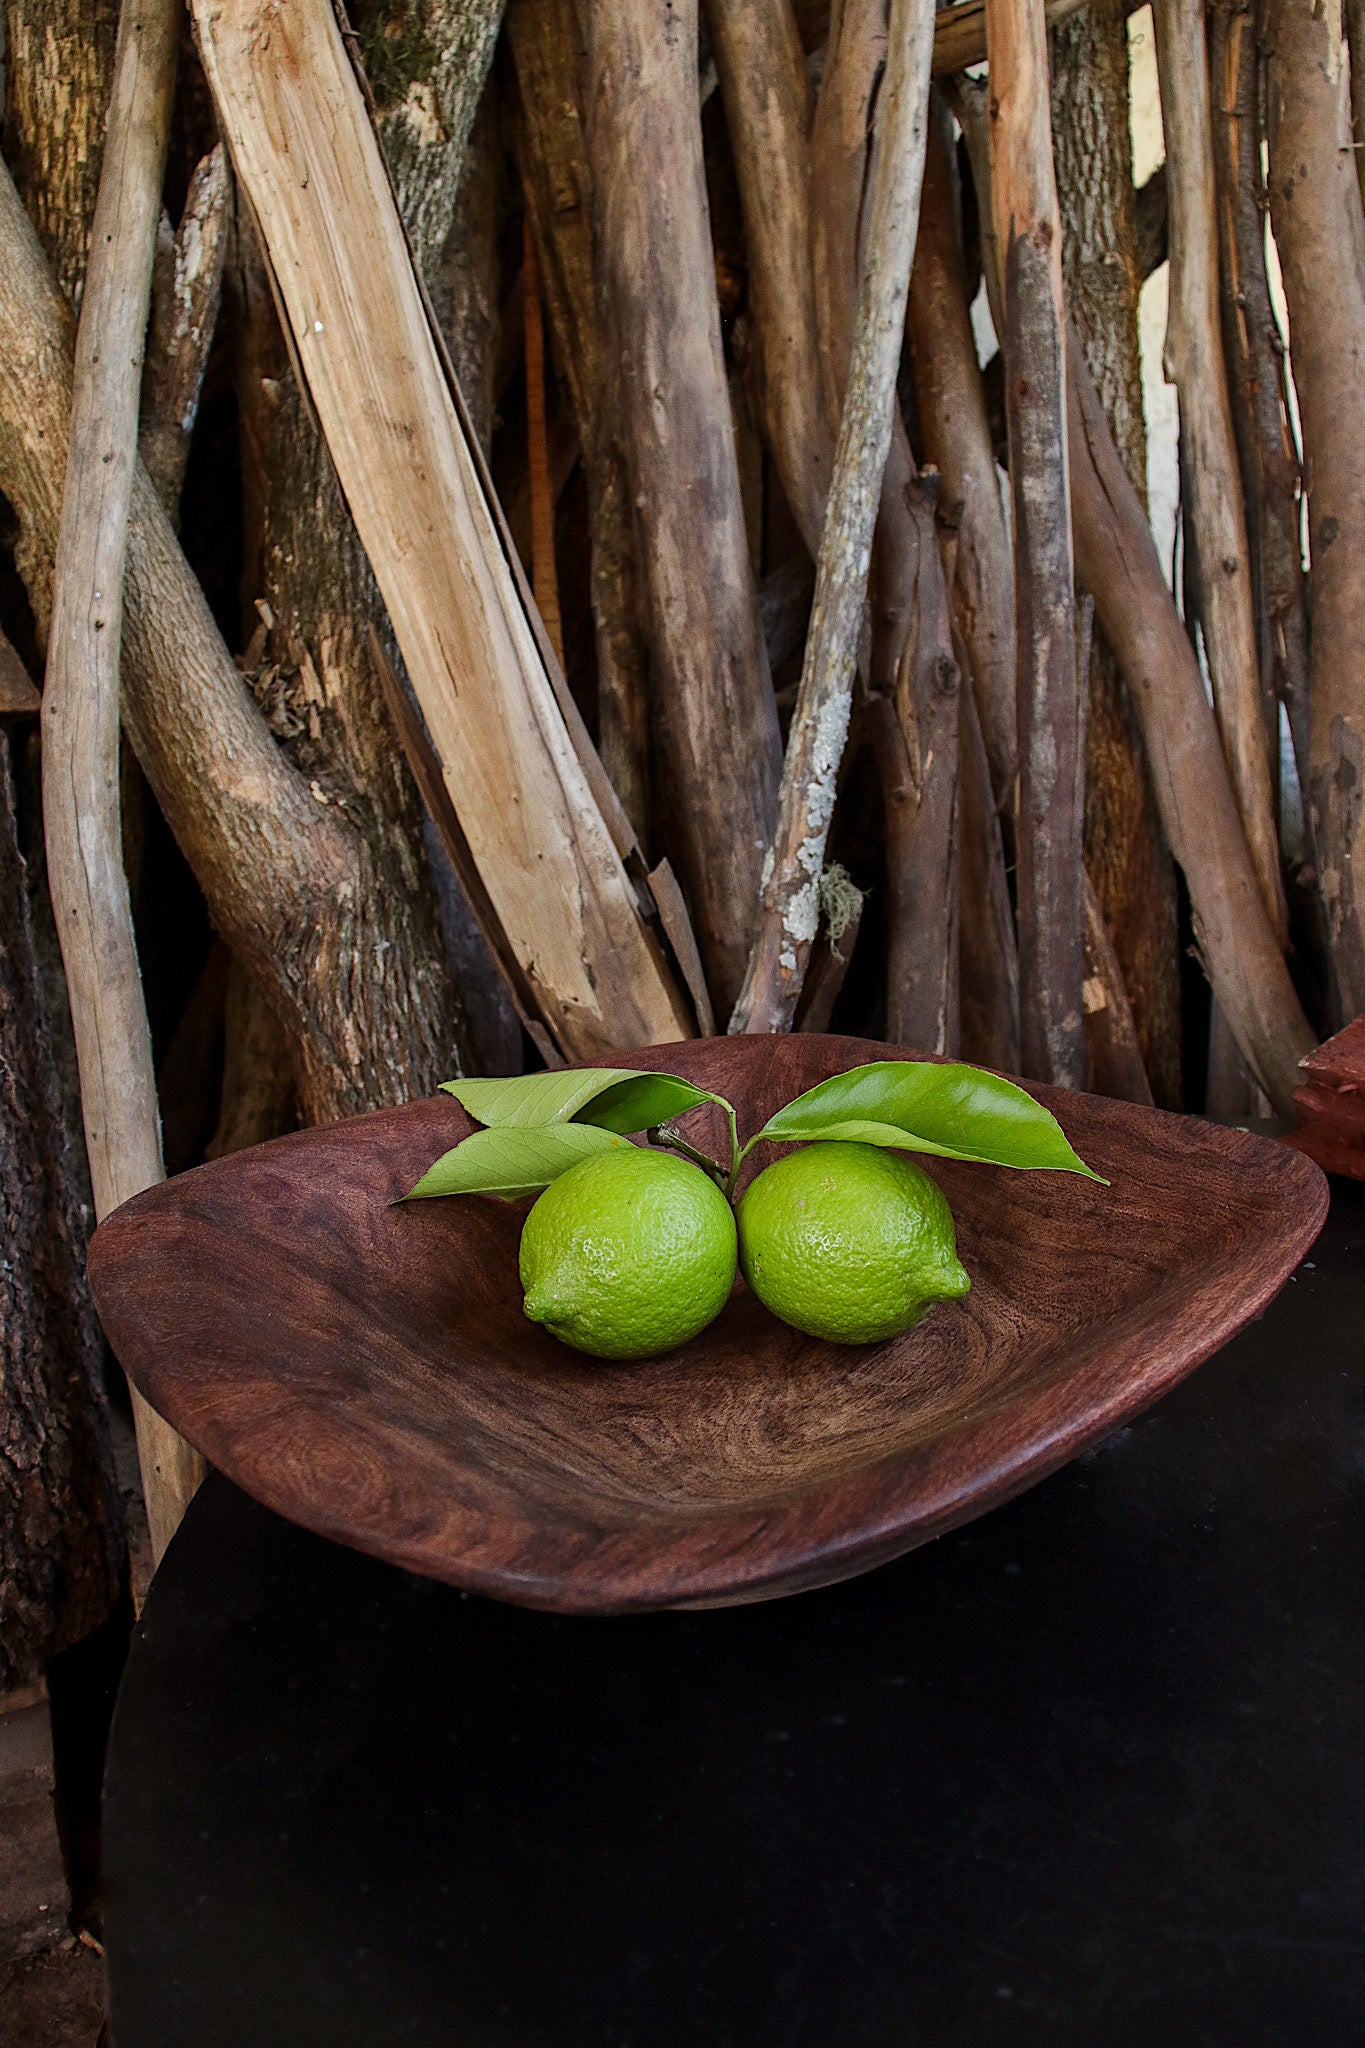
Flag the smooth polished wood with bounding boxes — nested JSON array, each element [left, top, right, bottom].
[[88, 1036, 1327, 1614]]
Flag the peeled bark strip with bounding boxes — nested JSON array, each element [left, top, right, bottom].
[[1207, 0, 1311, 817], [1068, 338, 1315, 1109], [958, 673, 1021, 1071], [706, 0, 833, 555], [732, 0, 937, 1036], [585, 0, 781, 1011], [140, 143, 231, 522], [1153, 0, 1285, 937], [0, 741, 122, 1687], [985, 0, 1084, 1088], [198, 0, 690, 1054], [41, 0, 203, 1559], [907, 87, 1016, 805], [810, 0, 962, 1052], [1051, 0, 1181, 1106], [506, 0, 651, 836], [1263, 0, 1365, 1023]]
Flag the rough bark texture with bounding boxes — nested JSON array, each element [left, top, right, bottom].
[[432, 80, 501, 458], [1, 0, 118, 306], [1207, 0, 1310, 820], [1154, 0, 1286, 937], [1051, 0, 1182, 1106], [507, 0, 651, 837], [811, 0, 961, 1054], [987, 0, 1084, 1088], [907, 88, 1016, 809], [1263, 0, 1365, 1023], [706, 0, 833, 555], [0, 740, 121, 1688], [140, 141, 231, 521], [1082, 867, 1155, 1104], [585, 0, 781, 1012], [0, 160, 470, 1126]]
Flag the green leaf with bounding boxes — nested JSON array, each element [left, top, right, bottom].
[[753, 1061, 1107, 1179], [401, 1123, 629, 1201], [440, 1068, 722, 1135]]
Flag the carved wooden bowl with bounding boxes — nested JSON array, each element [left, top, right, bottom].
[[88, 1034, 1327, 1613]]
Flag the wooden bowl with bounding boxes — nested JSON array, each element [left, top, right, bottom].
[[88, 1034, 1327, 1613]]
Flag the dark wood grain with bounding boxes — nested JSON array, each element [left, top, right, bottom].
[[1289, 1014, 1365, 1180], [87, 1036, 1328, 1614]]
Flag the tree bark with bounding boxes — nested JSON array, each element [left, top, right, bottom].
[[705, 0, 834, 556], [1, 0, 118, 307], [1262, 0, 1365, 1023], [0, 738, 122, 1689], [1207, 0, 1310, 828], [811, 0, 962, 1053], [431, 81, 502, 460], [958, 672, 1020, 1071], [1154, 0, 1286, 937], [1051, 0, 1182, 1106], [907, 87, 1016, 810], [732, 0, 937, 1036], [41, 0, 203, 1560], [584, 0, 781, 1014], [1082, 868, 1155, 1104], [140, 142, 231, 523], [985, 0, 1085, 1089]]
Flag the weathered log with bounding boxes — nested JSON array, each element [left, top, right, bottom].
[[41, 0, 202, 1559], [985, 0, 1084, 1088], [810, 0, 962, 1053], [196, 0, 693, 1054], [584, 0, 780, 1011], [1067, 338, 1315, 1109], [431, 82, 502, 459], [140, 142, 231, 522], [705, 0, 833, 555], [1207, 0, 1310, 837], [0, 739, 121, 1688], [733, 0, 938, 1037], [1153, 0, 1285, 937], [907, 86, 1016, 807], [930, 0, 1085, 71], [1262, 0, 1365, 1023], [1051, 0, 1182, 1106], [1, 0, 117, 306], [958, 670, 1020, 1071]]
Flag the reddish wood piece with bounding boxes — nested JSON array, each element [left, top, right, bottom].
[[1287, 1015, 1365, 1180], [88, 1035, 1326, 1614]]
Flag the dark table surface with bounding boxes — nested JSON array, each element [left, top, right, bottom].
[[103, 1180, 1365, 2048]]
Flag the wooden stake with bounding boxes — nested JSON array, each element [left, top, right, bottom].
[[40, 0, 203, 1564], [984, 0, 1084, 1088], [1262, 0, 1365, 1025], [1154, 0, 1286, 938], [730, 0, 937, 1035], [193, 0, 692, 1057]]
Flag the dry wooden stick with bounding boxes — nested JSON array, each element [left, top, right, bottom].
[[194, 0, 691, 1058], [1082, 871, 1155, 1106], [705, 0, 833, 555], [929, 0, 1085, 71], [140, 141, 231, 522], [585, 0, 781, 1012], [40, 0, 203, 1563], [984, 0, 1084, 1088], [1153, 0, 1286, 938], [1262, 0, 1365, 1024], [958, 665, 1021, 1072], [731, 0, 937, 1035], [1207, 1, 1310, 827], [907, 86, 1016, 807], [522, 212, 565, 671]]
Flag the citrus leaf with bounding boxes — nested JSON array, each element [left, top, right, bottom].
[[753, 1062, 1106, 1180], [440, 1068, 722, 1134], [401, 1123, 629, 1201]]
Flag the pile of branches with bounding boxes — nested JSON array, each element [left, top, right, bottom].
[[1, 0, 1359, 1664]]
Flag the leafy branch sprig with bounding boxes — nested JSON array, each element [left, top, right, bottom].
[[401, 1061, 1106, 1203]]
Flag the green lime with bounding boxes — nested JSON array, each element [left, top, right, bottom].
[[736, 1140, 969, 1345], [519, 1144, 737, 1359]]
